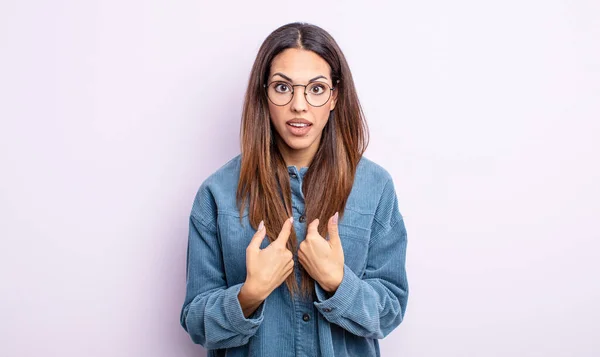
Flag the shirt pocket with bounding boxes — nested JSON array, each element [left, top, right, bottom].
[[217, 210, 269, 287], [337, 208, 373, 277]]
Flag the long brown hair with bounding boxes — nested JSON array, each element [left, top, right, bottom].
[[237, 22, 369, 298]]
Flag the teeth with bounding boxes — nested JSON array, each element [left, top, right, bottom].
[[289, 123, 309, 127]]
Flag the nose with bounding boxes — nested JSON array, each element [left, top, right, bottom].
[[290, 87, 308, 112]]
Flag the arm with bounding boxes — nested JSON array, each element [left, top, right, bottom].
[[313, 178, 409, 339], [179, 185, 266, 349]]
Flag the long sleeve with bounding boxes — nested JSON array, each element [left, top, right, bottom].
[[180, 185, 266, 349], [313, 178, 409, 339]]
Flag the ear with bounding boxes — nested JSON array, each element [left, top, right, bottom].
[[329, 83, 338, 111]]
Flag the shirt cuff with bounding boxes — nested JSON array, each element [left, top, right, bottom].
[[223, 283, 266, 334], [314, 264, 360, 319]]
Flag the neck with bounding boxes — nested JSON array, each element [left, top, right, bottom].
[[276, 138, 320, 169]]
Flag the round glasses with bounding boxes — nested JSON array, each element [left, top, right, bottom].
[[264, 80, 338, 107]]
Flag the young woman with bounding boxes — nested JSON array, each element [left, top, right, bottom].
[[180, 22, 409, 357]]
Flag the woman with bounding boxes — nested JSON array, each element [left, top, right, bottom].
[[180, 22, 408, 357]]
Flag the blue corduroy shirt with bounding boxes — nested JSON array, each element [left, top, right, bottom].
[[180, 154, 409, 356]]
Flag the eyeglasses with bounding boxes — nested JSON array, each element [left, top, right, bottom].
[[263, 79, 339, 107]]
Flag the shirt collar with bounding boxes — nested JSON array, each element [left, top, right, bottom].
[[287, 165, 309, 178]]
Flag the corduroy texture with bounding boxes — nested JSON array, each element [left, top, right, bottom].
[[180, 154, 409, 357]]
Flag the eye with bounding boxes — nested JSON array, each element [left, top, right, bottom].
[[274, 82, 291, 93], [309, 84, 326, 95]]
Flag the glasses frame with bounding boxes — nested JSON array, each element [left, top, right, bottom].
[[263, 79, 340, 107]]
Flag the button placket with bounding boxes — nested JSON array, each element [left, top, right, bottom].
[[288, 166, 318, 357]]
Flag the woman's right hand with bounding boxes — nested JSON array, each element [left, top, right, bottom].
[[243, 217, 295, 301]]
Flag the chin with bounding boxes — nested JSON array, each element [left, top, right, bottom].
[[281, 136, 316, 151], [284, 140, 313, 151]]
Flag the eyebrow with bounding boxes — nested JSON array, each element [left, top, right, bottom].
[[271, 72, 329, 83]]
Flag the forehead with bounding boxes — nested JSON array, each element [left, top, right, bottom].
[[269, 48, 331, 81]]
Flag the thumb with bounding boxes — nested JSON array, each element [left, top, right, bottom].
[[274, 216, 294, 247], [307, 218, 320, 236], [248, 220, 266, 251], [327, 212, 341, 246]]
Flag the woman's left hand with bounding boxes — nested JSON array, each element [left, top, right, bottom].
[[298, 212, 345, 293]]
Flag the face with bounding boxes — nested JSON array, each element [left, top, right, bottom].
[[266, 48, 337, 160]]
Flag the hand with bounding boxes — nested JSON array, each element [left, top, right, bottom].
[[298, 212, 345, 293], [243, 217, 295, 300]]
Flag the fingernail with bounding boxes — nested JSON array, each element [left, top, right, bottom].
[[333, 212, 339, 224], [290, 216, 294, 224], [258, 220, 264, 231]]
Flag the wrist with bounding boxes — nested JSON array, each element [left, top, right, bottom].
[[241, 278, 267, 302], [322, 268, 344, 293]]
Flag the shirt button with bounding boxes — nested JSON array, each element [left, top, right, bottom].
[[299, 215, 306, 223], [323, 308, 332, 313], [290, 173, 297, 178], [302, 313, 310, 321]]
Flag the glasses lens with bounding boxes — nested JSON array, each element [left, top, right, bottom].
[[266, 81, 332, 107], [305, 82, 331, 107], [267, 82, 293, 106]]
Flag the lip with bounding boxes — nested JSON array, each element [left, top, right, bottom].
[[285, 119, 312, 137], [286, 118, 312, 125]]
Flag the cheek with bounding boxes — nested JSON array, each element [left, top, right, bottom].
[[314, 108, 331, 128], [268, 105, 286, 125]]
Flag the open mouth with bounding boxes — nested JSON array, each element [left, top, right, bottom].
[[286, 122, 313, 136]]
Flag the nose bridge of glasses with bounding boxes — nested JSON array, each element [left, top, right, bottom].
[[291, 84, 310, 96]]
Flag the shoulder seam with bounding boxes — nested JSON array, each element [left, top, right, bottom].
[[369, 215, 405, 248], [371, 177, 394, 229], [191, 211, 217, 231]]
